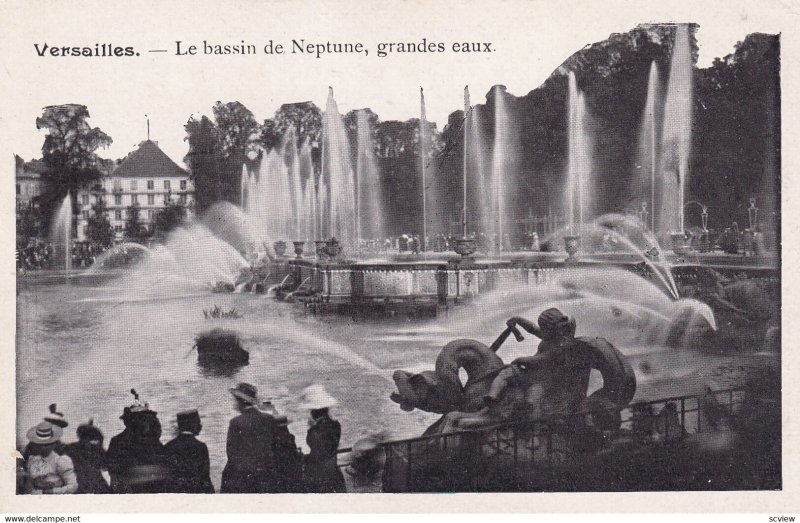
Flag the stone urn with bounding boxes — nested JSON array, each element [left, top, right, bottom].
[[292, 241, 305, 259], [564, 235, 580, 262], [669, 232, 691, 256], [453, 237, 477, 258], [273, 241, 287, 257], [314, 240, 328, 260], [324, 238, 343, 260]]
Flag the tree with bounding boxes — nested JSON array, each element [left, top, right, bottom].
[[184, 102, 260, 212], [184, 115, 222, 213], [16, 204, 44, 249], [35, 104, 112, 222], [213, 101, 260, 205], [123, 203, 149, 243], [152, 201, 187, 240], [85, 199, 114, 248]]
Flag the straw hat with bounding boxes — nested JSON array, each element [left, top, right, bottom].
[[229, 382, 260, 405], [26, 421, 62, 445], [299, 384, 338, 410]]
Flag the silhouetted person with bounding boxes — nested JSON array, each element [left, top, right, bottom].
[[164, 409, 214, 493], [221, 383, 279, 493], [301, 385, 346, 493], [63, 419, 111, 494], [106, 390, 169, 493], [261, 400, 303, 493]]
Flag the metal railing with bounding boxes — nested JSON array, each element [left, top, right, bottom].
[[382, 388, 747, 492]]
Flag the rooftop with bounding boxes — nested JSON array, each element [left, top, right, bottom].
[[112, 140, 188, 179]]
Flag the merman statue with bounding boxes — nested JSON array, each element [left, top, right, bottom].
[[391, 308, 637, 435], [485, 308, 636, 429]]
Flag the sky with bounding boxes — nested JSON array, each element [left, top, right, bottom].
[[1, 1, 787, 167]]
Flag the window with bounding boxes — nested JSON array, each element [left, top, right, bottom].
[[179, 194, 187, 204], [113, 180, 121, 192], [114, 225, 122, 232], [115, 210, 122, 220], [131, 194, 138, 204], [15, 184, 20, 195], [147, 194, 155, 205], [81, 194, 89, 205], [82, 210, 89, 220], [130, 179, 137, 190], [148, 210, 154, 220], [147, 180, 154, 190], [114, 194, 122, 205], [180, 180, 187, 190], [164, 195, 171, 205], [164, 180, 171, 190]]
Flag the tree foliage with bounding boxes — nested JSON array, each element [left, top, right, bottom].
[[152, 201, 187, 239], [123, 203, 149, 243], [35, 104, 112, 221], [85, 199, 114, 248], [16, 204, 44, 248]]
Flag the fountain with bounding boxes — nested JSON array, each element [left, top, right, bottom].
[[470, 105, 491, 242], [490, 85, 511, 252], [638, 61, 660, 232], [356, 109, 383, 246], [50, 192, 73, 272], [321, 87, 357, 252], [659, 24, 693, 242], [566, 72, 593, 237]]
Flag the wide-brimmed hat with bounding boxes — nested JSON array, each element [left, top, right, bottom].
[[299, 384, 338, 410], [44, 404, 68, 428], [229, 382, 260, 405], [26, 421, 62, 445]]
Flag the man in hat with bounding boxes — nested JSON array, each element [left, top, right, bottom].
[[301, 385, 346, 493], [106, 390, 169, 493], [63, 419, 111, 494], [24, 421, 78, 494], [221, 383, 279, 493], [164, 409, 214, 493]]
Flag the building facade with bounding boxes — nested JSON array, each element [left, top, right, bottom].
[[76, 140, 194, 242], [15, 156, 45, 209]]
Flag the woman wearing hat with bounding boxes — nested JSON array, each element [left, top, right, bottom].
[[24, 421, 78, 494], [63, 419, 112, 494], [300, 385, 346, 493]]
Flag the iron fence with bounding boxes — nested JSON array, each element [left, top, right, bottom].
[[382, 388, 748, 492]]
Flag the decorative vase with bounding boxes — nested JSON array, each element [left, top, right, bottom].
[[292, 241, 305, 259], [453, 237, 477, 258], [324, 238, 342, 260], [273, 241, 287, 257], [314, 240, 328, 260]]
